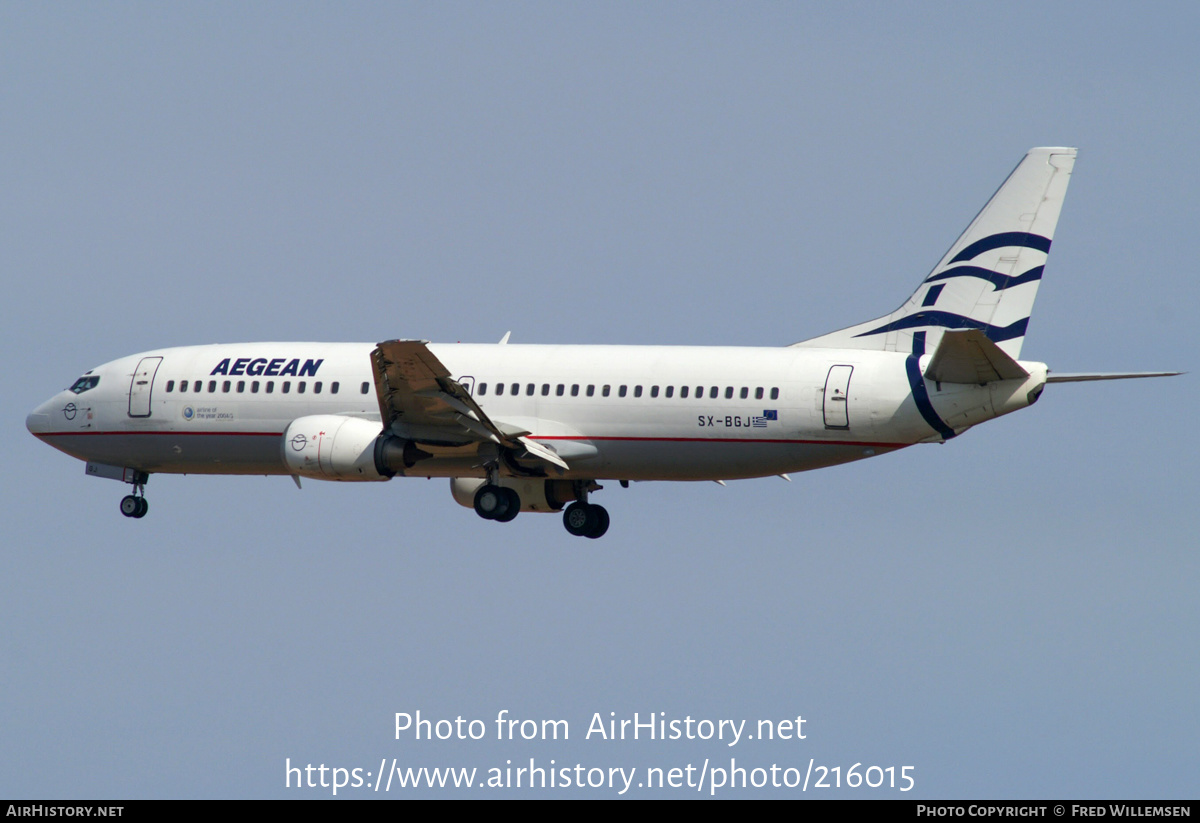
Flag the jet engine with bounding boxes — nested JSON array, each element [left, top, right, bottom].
[[282, 415, 390, 481]]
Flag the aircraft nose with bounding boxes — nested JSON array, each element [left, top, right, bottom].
[[26, 398, 55, 436]]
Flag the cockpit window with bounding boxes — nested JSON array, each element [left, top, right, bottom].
[[69, 376, 100, 394]]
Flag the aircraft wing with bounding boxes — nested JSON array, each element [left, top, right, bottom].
[[369, 339, 568, 470]]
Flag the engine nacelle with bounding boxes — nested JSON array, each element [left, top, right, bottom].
[[283, 415, 390, 481], [450, 477, 575, 513]]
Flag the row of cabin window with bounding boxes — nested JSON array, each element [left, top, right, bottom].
[[476, 382, 780, 401], [163, 380, 374, 396]]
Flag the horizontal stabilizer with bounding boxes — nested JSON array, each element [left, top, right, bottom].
[[924, 329, 1029, 384], [1046, 371, 1182, 383]]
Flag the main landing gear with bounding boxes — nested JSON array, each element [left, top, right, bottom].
[[473, 484, 520, 523], [471, 472, 611, 538], [119, 474, 149, 519], [562, 501, 609, 539]]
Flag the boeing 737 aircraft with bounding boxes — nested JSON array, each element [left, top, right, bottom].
[[26, 148, 1178, 537]]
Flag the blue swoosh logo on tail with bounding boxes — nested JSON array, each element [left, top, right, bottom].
[[924, 264, 1043, 291], [854, 312, 1029, 342], [949, 231, 1051, 264]]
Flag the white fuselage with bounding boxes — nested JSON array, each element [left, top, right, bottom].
[[26, 342, 1048, 482]]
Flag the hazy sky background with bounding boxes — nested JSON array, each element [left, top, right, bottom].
[[3, 3, 1196, 798]]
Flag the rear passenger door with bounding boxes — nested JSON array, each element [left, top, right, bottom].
[[822, 365, 853, 429]]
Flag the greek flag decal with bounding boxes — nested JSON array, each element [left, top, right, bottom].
[[752, 410, 778, 428]]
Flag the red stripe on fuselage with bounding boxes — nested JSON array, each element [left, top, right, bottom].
[[530, 435, 910, 449], [34, 430, 283, 438]]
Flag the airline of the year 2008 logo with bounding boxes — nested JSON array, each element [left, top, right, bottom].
[[182, 405, 234, 422]]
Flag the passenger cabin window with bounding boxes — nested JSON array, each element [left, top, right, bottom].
[[681, 386, 689, 398], [666, 386, 674, 398], [618, 385, 627, 398], [266, 381, 275, 393], [725, 386, 733, 399], [755, 387, 763, 399], [314, 382, 322, 394], [526, 383, 534, 396], [69, 376, 101, 394], [478, 383, 487, 396], [740, 387, 748, 399], [237, 380, 245, 393], [602, 385, 611, 397], [587, 385, 595, 397], [650, 386, 658, 398], [571, 384, 579, 397], [331, 382, 339, 394], [510, 383, 519, 395], [282, 381, 291, 394], [297, 381, 306, 394], [179, 380, 187, 393], [710, 386, 719, 399], [193, 381, 201, 393], [496, 383, 505, 396], [361, 382, 370, 394], [770, 387, 779, 400], [252, 381, 260, 393], [222, 380, 231, 393], [166, 380, 175, 392], [208, 380, 217, 393], [556, 384, 564, 397], [541, 384, 550, 396]]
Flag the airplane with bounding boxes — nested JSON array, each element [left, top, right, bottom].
[[26, 147, 1179, 538]]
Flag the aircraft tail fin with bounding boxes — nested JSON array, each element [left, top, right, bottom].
[[794, 147, 1077, 359]]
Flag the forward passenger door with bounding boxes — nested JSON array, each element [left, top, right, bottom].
[[128, 357, 162, 418]]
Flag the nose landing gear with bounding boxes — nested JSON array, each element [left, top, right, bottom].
[[119, 473, 149, 519], [120, 494, 148, 518]]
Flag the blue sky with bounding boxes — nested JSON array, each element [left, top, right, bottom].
[[3, 3, 1196, 798]]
